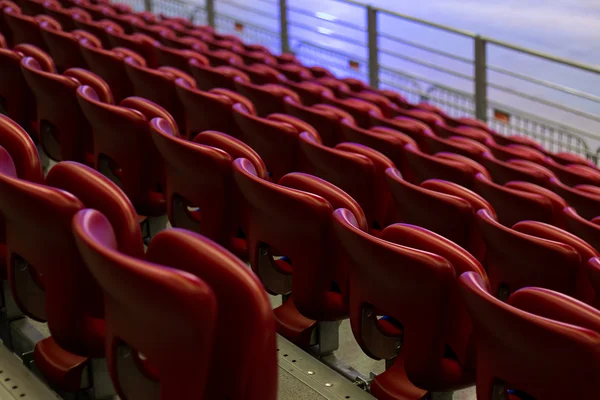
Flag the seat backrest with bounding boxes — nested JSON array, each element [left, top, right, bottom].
[[458, 271, 600, 400], [403, 143, 475, 187], [232, 104, 304, 181], [434, 123, 492, 143], [0, 113, 43, 182], [323, 95, 381, 128], [550, 177, 600, 220], [481, 152, 554, 186], [234, 80, 299, 117], [332, 208, 461, 392], [189, 61, 249, 91], [22, 56, 112, 162], [475, 208, 582, 300], [72, 14, 118, 48], [421, 134, 489, 160], [76, 85, 167, 216], [283, 99, 351, 146], [72, 209, 217, 399], [587, 257, 600, 309], [504, 181, 568, 227], [106, 29, 158, 67], [39, 22, 88, 72], [283, 80, 329, 106], [369, 114, 432, 147], [233, 158, 366, 321], [146, 227, 278, 400], [0, 160, 141, 357], [3, 8, 48, 50], [546, 158, 600, 186], [563, 207, 600, 254], [153, 44, 207, 73], [473, 173, 554, 226]]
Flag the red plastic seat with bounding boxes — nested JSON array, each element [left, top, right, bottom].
[[386, 169, 493, 261], [480, 152, 554, 186], [76, 85, 170, 216], [473, 173, 554, 227], [563, 207, 600, 254], [503, 181, 568, 227], [333, 210, 486, 399], [43, 2, 81, 31], [153, 43, 208, 73], [283, 80, 331, 106], [283, 100, 352, 146], [79, 39, 138, 102], [422, 134, 489, 160], [72, 12, 119, 48], [484, 139, 546, 163], [233, 158, 367, 322], [106, 28, 159, 67], [313, 76, 350, 98], [550, 177, 600, 220], [231, 61, 285, 85], [3, 7, 54, 50], [73, 210, 218, 399], [275, 63, 313, 82], [546, 158, 600, 186], [434, 123, 492, 143], [157, 29, 205, 50], [587, 257, 600, 308], [233, 104, 314, 181], [403, 143, 477, 187], [475, 208, 585, 300], [22, 55, 113, 162], [124, 57, 190, 131], [234, 80, 299, 117], [369, 114, 433, 148], [39, 21, 90, 72], [189, 60, 250, 91], [323, 95, 381, 128], [458, 271, 600, 400], [0, 43, 52, 134], [151, 119, 266, 257], [546, 151, 597, 168]]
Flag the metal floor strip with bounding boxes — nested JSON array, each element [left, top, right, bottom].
[[0, 343, 59, 399]]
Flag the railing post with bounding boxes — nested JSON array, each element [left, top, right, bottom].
[[279, 0, 290, 54], [206, 0, 215, 29], [367, 6, 379, 89], [143, 0, 151, 12], [474, 35, 488, 122]]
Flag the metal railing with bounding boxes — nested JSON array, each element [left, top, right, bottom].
[[121, 0, 600, 163]]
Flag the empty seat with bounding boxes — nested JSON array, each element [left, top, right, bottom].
[[233, 105, 315, 181], [151, 119, 267, 257], [386, 169, 493, 261], [72, 209, 217, 399], [189, 61, 249, 92], [39, 21, 90, 72], [563, 207, 600, 253], [421, 134, 489, 160], [370, 114, 432, 148], [3, 7, 55, 50], [79, 39, 139, 102], [473, 173, 555, 227], [546, 158, 600, 186], [333, 210, 485, 398], [484, 139, 546, 163], [458, 271, 600, 400], [43, 2, 81, 31], [106, 28, 159, 67], [283, 100, 351, 146], [476, 208, 585, 300], [550, 177, 600, 220], [434, 123, 492, 143], [233, 158, 366, 322], [124, 57, 190, 131], [22, 55, 113, 162], [323, 95, 381, 128], [72, 12, 120, 48], [283, 80, 331, 106], [480, 152, 555, 186], [234, 80, 299, 117], [76, 85, 170, 216], [153, 43, 208, 73], [403, 143, 477, 187]]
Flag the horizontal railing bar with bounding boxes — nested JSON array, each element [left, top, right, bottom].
[[214, 0, 278, 19], [484, 37, 600, 75], [487, 82, 600, 124], [378, 32, 473, 64], [288, 21, 367, 45], [380, 48, 474, 80], [380, 65, 473, 96], [287, 6, 366, 31], [487, 65, 600, 103], [377, 8, 476, 38], [215, 12, 281, 35], [294, 41, 368, 64]]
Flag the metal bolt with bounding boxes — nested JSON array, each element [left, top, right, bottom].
[[325, 383, 333, 387], [307, 371, 314, 375]]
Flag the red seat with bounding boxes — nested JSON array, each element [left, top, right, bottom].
[[333, 210, 485, 399], [0, 43, 53, 134], [72, 12, 119, 48], [22, 55, 113, 162], [3, 7, 54, 50], [563, 207, 600, 254], [283, 100, 352, 146], [157, 29, 206, 50], [434, 123, 492, 143], [587, 257, 600, 309], [283, 80, 331, 106], [386, 169, 493, 261], [313, 76, 350, 98], [124, 57, 190, 131], [458, 271, 600, 400], [475, 208, 584, 300], [79, 39, 138, 102], [546, 151, 596, 168], [153, 43, 208, 73], [323, 95, 381, 128], [484, 139, 546, 163], [404, 143, 477, 187], [43, 2, 81, 31], [76, 85, 170, 216], [234, 80, 299, 117], [233, 158, 367, 322], [473, 173, 554, 227], [189, 60, 249, 91], [545, 157, 600, 186], [73, 210, 218, 399], [233, 104, 314, 181], [550, 177, 600, 220], [480, 152, 555, 186], [151, 119, 267, 257], [503, 181, 568, 227], [106, 28, 159, 67], [369, 114, 433, 148], [231, 61, 285, 85], [422, 134, 489, 160], [39, 21, 90, 72], [275, 63, 313, 83]]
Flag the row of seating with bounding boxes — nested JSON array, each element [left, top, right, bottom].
[[0, 0, 599, 399]]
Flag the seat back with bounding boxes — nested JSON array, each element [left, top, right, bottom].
[[404, 143, 475, 187], [476, 208, 581, 300], [0, 114, 43, 182], [323, 96, 380, 128], [73, 210, 217, 399], [189, 61, 249, 91], [39, 22, 87, 72], [283, 100, 351, 146], [233, 158, 366, 320], [504, 181, 568, 227], [546, 158, 600, 186], [481, 152, 553, 186], [22, 57, 112, 162], [234, 80, 298, 117], [72, 15, 117, 48], [0, 160, 140, 356], [473, 173, 554, 226], [550, 178, 600, 220], [76, 86, 167, 216], [106, 29, 158, 67], [153, 44, 207, 73], [563, 207, 600, 254], [3, 8, 48, 50], [458, 271, 600, 400], [146, 227, 278, 400]]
